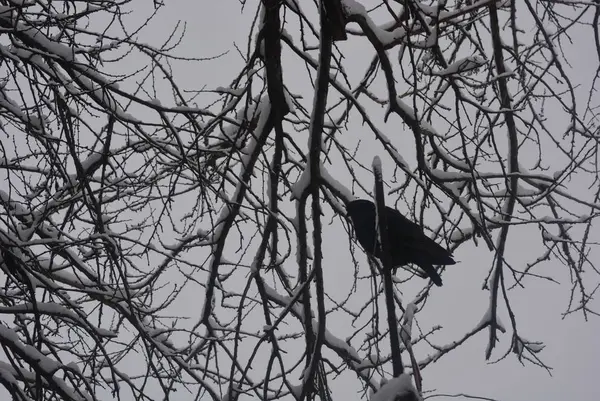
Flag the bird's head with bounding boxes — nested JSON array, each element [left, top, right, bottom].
[[345, 199, 376, 221]]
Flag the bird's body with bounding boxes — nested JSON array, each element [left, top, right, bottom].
[[346, 199, 455, 286]]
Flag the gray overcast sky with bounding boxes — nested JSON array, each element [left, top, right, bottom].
[[135, 1, 600, 400], [1, 1, 598, 400]]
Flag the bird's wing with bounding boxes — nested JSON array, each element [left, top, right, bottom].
[[385, 207, 456, 265], [394, 232, 456, 265]]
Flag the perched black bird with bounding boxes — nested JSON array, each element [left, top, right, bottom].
[[346, 199, 456, 286]]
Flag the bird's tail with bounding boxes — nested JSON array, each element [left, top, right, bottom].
[[420, 264, 443, 287]]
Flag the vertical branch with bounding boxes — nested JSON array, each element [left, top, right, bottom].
[[299, 1, 335, 399], [262, 0, 290, 119], [485, 1, 520, 360], [263, 0, 292, 291], [323, 0, 347, 41], [372, 156, 404, 377], [296, 195, 314, 398], [202, 0, 289, 325]]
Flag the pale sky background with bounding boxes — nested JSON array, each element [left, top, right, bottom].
[[2, 1, 600, 401], [153, 2, 600, 400], [147, 2, 600, 400]]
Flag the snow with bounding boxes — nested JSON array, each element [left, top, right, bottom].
[[542, 229, 562, 242], [283, 87, 296, 113], [215, 86, 245, 97], [7, 0, 35, 6], [515, 165, 554, 186], [0, 89, 43, 132], [395, 99, 445, 138], [355, 355, 377, 370], [0, 302, 117, 338], [225, 95, 270, 201], [434, 145, 473, 170], [80, 153, 103, 173], [0, 9, 145, 122], [401, 303, 416, 345], [0, 325, 91, 401], [289, 383, 302, 399], [388, 145, 409, 168], [131, 141, 152, 153], [372, 156, 382, 171], [341, 0, 408, 47], [263, 282, 301, 313], [527, 342, 545, 353], [479, 303, 506, 333], [0, 364, 17, 386], [221, 385, 241, 401], [434, 56, 487, 77], [370, 374, 419, 401], [0, 360, 36, 383], [249, 259, 259, 274], [172, 105, 203, 112], [430, 168, 471, 181], [414, 30, 437, 48], [321, 165, 353, 200], [514, 336, 545, 359], [341, 0, 367, 16], [312, 321, 361, 361], [0, 208, 142, 303], [444, 181, 464, 197], [492, 70, 516, 81], [291, 162, 311, 200]]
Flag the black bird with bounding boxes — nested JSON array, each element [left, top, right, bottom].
[[346, 199, 455, 286]]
